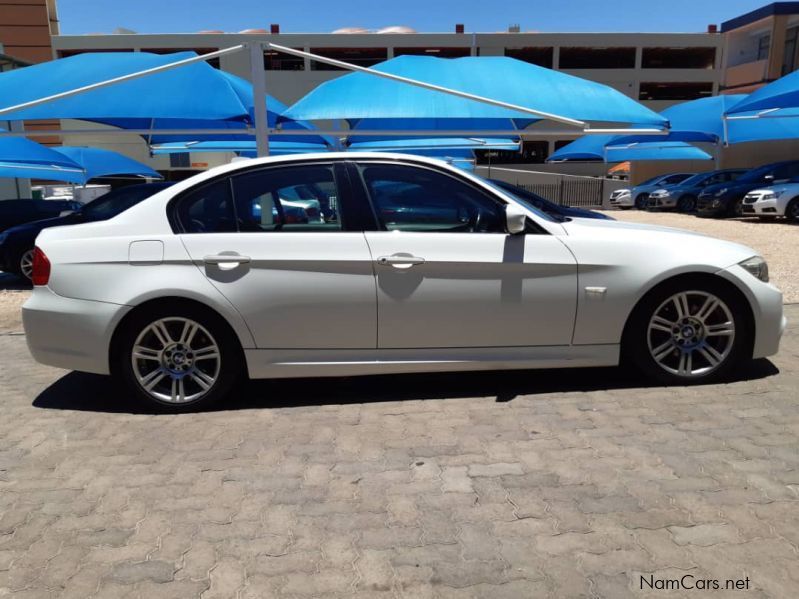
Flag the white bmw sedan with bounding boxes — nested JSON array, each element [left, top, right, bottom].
[[23, 153, 786, 410]]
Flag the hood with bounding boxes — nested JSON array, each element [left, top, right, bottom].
[[2, 212, 86, 238], [700, 180, 761, 196]]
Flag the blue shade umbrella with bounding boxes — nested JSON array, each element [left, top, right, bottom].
[[282, 55, 668, 128], [0, 132, 85, 183], [151, 140, 331, 157], [90, 71, 330, 147], [548, 135, 711, 162], [0, 52, 251, 121], [51, 147, 162, 182], [615, 95, 799, 145], [725, 69, 799, 115]]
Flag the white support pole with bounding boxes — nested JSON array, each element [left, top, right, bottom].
[[0, 45, 247, 118], [0, 127, 670, 138], [267, 43, 588, 129], [249, 42, 270, 157]]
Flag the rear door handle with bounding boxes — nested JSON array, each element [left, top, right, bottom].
[[377, 254, 425, 268], [203, 254, 251, 265]]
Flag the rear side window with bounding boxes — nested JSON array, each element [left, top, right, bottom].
[[231, 165, 342, 232], [174, 179, 236, 233]]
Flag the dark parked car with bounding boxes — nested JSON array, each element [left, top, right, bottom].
[[696, 160, 799, 218], [646, 169, 748, 212], [489, 180, 613, 220], [0, 199, 81, 233], [0, 182, 172, 280]]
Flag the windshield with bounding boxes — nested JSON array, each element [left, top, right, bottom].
[[81, 185, 165, 219], [737, 164, 774, 183], [638, 175, 665, 186], [478, 177, 560, 222], [677, 173, 709, 187]]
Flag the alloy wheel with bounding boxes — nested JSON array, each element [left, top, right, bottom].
[[130, 317, 221, 404], [788, 200, 799, 221], [647, 290, 735, 379], [19, 249, 34, 280]]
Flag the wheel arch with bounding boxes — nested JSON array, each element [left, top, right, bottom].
[[109, 296, 250, 378], [620, 271, 756, 361]]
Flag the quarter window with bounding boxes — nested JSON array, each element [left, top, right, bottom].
[[175, 179, 236, 234], [231, 165, 342, 232], [357, 164, 505, 233]]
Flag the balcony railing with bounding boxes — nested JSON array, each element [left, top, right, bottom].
[[725, 59, 768, 88]]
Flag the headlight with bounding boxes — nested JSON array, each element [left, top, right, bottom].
[[714, 188, 729, 197], [761, 192, 776, 200], [739, 256, 769, 283]]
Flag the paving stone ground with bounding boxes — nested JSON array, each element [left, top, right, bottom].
[[0, 306, 797, 598]]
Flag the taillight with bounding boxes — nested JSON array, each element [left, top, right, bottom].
[[31, 246, 50, 286]]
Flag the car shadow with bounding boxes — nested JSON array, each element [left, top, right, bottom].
[[32, 359, 780, 415]]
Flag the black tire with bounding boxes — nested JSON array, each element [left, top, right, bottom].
[[112, 301, 244, 412], [727, 196, 744, 218], [623, 277, 751, 386], [676, 195, 696, 213], [634, 194, 648, 210], [786, 198, 799, 223]]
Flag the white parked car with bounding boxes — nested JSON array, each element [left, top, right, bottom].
[[742, 183, 799, 221], [608, 188, 632, 208], [23, 153, 786, 411]]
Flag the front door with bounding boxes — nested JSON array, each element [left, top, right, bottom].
[[352, 162, 578, 349], [177, 162, 376, 349]]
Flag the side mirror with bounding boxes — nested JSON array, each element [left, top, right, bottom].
[[505, 203, 527, 235]]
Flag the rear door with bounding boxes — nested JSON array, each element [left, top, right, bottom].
[[177, 161, 377, 349], [350, 161, 578, 349]]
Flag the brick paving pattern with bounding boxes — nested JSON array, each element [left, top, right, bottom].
[[0, 305, 797, 597]]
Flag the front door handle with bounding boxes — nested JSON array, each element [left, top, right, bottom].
[[203, 254, 251, 266], [377, 254, 425, 269]]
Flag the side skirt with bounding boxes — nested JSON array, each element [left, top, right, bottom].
[[245, 344, 620, 379]]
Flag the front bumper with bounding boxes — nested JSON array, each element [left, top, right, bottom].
[[744, 198, 780, 216], [22, 286, 130, 375], [696, 196, 727, 216], [609, 195, 633, 207], [648, 196, 676, 209], [718, 265, 785, 360]]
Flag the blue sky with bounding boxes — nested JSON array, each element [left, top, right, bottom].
[[58, 0, 771, 35]]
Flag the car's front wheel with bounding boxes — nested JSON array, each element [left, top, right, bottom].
[[785, 198, 799, 222], [114, 303, 243, 411], [624, 279, 750, 385]]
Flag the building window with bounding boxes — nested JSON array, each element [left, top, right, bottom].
[[264, 48, 304, 70], [641, 47, 716, 69], [169, 153, 191, 168], [559, 47, 636, 69], [394, 47, 471, 58], [503, 47, 554, 68], [783, 27, 799, 75], [310, 47, 387, 70], [639, 82, 714, 101], [757, 34, 771, 61]]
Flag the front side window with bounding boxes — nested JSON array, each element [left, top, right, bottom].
[[231, 165, 342, 232], [357, 163, 505, 233]]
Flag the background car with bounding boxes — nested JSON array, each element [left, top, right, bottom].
[[646, 169, 748, 213], [490, 180, 613, 220], [742, 179, 799, 221], [697, 160, 799, 218], [630, 173, 694, 209], [0, 199, 82, 233], [22, 153, 784, 412], [0, 182, 172, 280], [608, 188, 632, 209]]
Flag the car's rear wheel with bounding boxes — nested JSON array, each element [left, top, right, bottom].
[[624, 279, 750, 385], [18, 248, 34, 280], [114, 304, 243, 411], [786, 198, 799, 222], [728, 197, 745, 217], [676, 195, 696, 213]]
